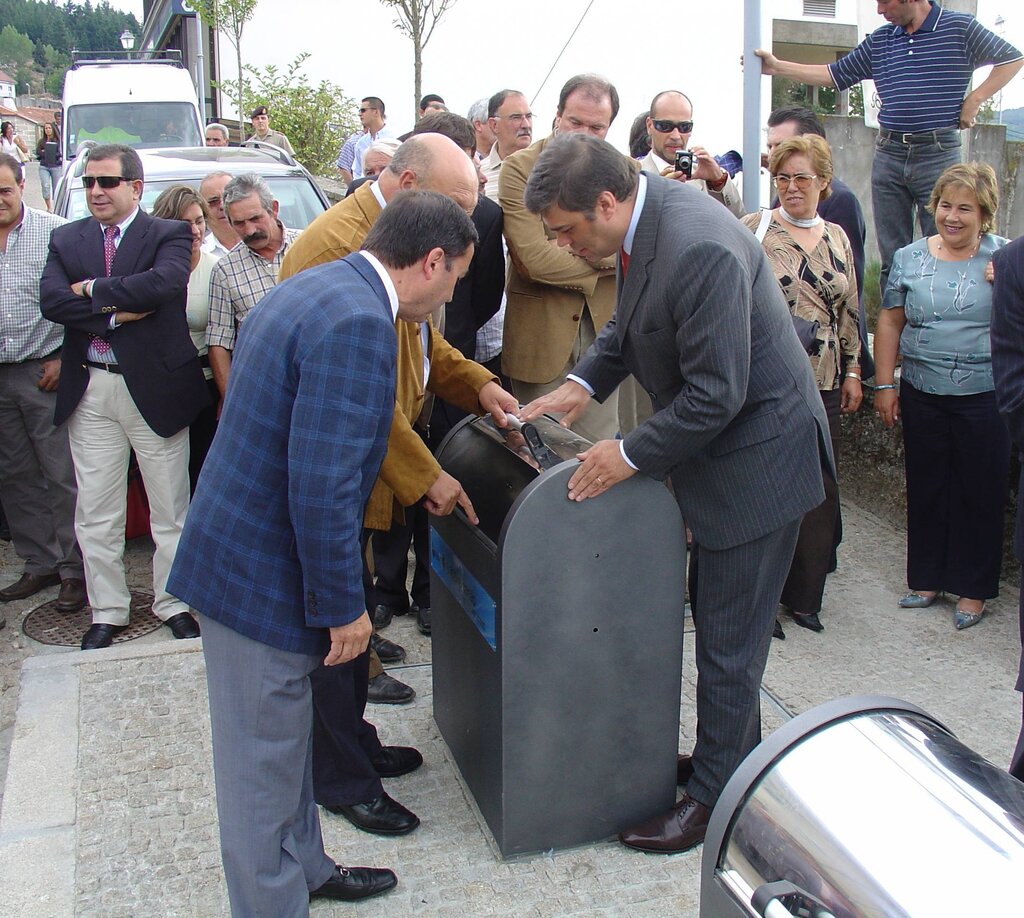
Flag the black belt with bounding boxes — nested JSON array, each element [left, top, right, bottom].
[[85, 361, 122, 374], [878, 128, 959, 145]]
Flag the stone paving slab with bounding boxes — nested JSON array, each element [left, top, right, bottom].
[[0, 498, 1021, 916]]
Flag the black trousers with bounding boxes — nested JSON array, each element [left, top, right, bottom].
[[310, 527, 384, 806], [780, 389, 841, 615], [373, 427, 431, 611], [900, 380, 1010, 599]]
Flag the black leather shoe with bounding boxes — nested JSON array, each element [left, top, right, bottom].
[[55, 578, 88, 613], [370, 632, 406, 663], [619, 793, 711, 853], [371, 745, 423, 778], [81, 623, 126, 650], [0, 571, 61, 602], [367, 672, 415, 704], [789, 610, 824, 633], [325, 791, 420, 835], [414, 604, 431, 636], [773, 619, 786, 640], [677, 753, 694, 786], [310, 864, 397, 902], [372, 603, 407, 629], [164, 611, 201, 639]]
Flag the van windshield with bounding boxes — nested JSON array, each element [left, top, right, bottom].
[[66, 102, 202, 156]]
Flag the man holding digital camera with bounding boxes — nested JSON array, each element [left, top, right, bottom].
[[640, 90, 743, 217]]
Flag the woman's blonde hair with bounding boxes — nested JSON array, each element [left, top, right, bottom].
[[927, 162, 999, 234], [151, 183, 210, 222], [768, 134, 833, 201]]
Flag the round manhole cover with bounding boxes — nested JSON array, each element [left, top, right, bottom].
[[22, 592, 162, 647]]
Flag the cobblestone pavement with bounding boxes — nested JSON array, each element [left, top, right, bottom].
[[1, 494, 1020, 917]]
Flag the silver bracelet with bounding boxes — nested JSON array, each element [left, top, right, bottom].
[[844, 372, 861, 380], [874, 384, 897, 391]]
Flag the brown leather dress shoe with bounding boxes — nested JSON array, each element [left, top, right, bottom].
[[55, 578, 88, 613], [0, 571, 61, 602], [618, 793, 711, 853]]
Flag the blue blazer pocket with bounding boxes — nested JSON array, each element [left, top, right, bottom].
[[709, 408, 782, 457]]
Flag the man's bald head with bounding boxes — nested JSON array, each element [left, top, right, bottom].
[[380, 133, 478, 215]]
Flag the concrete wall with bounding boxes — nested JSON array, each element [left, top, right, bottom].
[[822, 115, 1024, 280]]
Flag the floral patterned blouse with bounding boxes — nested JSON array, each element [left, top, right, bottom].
[[741, 212, 861, 391], [882, 233, 1007, 396]]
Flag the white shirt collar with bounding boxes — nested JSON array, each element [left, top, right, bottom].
[[622, 173, 648, 256], [358, 250, 400, 321], [370, 179, 387, 210], [100, 206, 139, 240]]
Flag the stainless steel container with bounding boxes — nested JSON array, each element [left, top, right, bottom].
[[701, 695, 1024, 917]]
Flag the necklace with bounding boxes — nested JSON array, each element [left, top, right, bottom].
[[936, 235, 981, 259], [778, 207, 822, 229]]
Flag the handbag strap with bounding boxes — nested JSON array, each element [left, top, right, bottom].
[[754, 208, 772, 243]]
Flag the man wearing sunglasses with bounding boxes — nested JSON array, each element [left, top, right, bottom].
[[40, 144, 209, 650], [353, 97, 397, 180], [641, 90, 743, 218]]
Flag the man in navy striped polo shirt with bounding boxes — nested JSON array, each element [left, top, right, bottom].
[[756, 0, 1021, 295]]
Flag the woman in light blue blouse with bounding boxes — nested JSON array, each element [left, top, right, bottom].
[[874, 163, 1009, 631]]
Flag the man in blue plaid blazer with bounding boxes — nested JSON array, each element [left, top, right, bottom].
[[167, 193, 481, 914]]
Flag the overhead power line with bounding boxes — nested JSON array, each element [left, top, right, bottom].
[[530, 0, 597, 106]]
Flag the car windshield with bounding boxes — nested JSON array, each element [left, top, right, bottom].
[[66, 102, 202, 155], [64, 175, 327, 231]]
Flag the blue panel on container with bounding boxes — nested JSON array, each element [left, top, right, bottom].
[[431, 531, 497, 650]]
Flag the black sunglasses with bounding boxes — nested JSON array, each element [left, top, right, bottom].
[[651, 119, 694, 134], [82, 175, 129, 189]]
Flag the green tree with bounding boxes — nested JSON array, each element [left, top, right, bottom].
[[0, 24, 34, 73], [218, 54, 359, 174], [379, 0, 458, 120], [192, 0, 259, 143]]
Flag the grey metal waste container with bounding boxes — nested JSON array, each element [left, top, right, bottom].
[[430, 413, 687, 856], [700, 695, 1024, 917]]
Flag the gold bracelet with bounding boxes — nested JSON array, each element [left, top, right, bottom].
[[844, 372, 861, 380]]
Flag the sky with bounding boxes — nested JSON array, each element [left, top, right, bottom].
[[109, 0, 1023, 153]]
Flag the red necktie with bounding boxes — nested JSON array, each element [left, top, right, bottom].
[[620, 247, 630, 275], [91, 225, 120, 356]]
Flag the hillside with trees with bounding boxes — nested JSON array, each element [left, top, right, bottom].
[[0, 0, 140, 96]]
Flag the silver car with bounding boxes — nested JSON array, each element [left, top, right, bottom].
[[53, 144, 330, 229]]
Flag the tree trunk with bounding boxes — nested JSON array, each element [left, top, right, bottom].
[[237, 41, 245, 143], [413, 36, 422, 123]]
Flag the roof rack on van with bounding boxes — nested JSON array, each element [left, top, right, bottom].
[[70, 49, 185, 68], [239, 139, 299, 168]]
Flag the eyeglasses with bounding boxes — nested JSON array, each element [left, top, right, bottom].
[[774, 173, 818, 189], [494, 113, 533, 124], [82, 176, 129, 189], [651, 119, 693, 134], [359, 107, 376, 114]]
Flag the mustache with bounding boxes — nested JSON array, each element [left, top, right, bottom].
[[243, 231, 268, 244]]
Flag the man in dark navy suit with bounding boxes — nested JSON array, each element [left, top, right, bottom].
[[168, 193, 500, 913], [990, 234, 1024, 783], [40, 143, 209, 650]]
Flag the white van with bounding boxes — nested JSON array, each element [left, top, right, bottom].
[[62, 51, 203, 161]]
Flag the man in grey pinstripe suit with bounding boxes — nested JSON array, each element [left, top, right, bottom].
[[520, 134, 831, 853]]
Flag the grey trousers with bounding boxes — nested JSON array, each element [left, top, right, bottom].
[[687, 518, 802, 808], [201, 615, 336, 918], [0, 360, 82, 579]]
